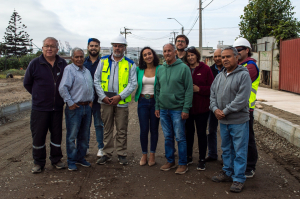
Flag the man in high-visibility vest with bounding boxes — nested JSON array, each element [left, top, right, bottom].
[[233, 38, 260, 178], [94, 35, 137, 165]]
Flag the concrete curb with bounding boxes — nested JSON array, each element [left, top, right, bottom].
[[0, 100, 32, 117], [254, 109, 300, 148]]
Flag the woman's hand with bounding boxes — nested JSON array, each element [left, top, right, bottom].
[[193, 84, 200, 92]]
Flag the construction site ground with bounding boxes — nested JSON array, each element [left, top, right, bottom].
[[0, 78, 300, 198]]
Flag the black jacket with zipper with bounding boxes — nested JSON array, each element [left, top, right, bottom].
[[24, 54, 67, 111]]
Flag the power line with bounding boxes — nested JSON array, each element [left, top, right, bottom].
[[205, 0, 237, 11], [203, 0, 214, 9], [186, 14, 199, 36]]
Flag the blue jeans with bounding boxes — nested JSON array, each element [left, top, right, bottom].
[[207, 111, 218, 159], [138, 97, 159, 154], [65, 104, 92, 165], [88, 102, 104, 149], [160, 109, 187, 165], [220, 121, 249, 183]]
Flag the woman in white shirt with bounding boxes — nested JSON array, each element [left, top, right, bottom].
[[134, 47, 161, 166]]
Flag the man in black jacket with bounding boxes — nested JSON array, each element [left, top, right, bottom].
[[24, 37, 67, 173], [206, 48, 223, 162]]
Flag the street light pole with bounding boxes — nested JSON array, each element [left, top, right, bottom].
[[167, 18, 184, 35], [199, 0, 203, 61]]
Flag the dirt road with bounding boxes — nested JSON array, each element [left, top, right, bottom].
[[1, 101, 300, 199]]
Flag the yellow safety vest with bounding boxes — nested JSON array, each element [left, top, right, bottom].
[[243, 60, 260, 109], [100, 55, 133, 104]]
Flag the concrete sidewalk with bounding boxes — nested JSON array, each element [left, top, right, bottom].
[[257, 87, 300, 116], [255, 87, 300, 148]]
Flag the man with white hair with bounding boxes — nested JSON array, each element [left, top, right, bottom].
[[59, 47, 94, 171], [24, 37, 67, 174], [94, 35, 137, 165]]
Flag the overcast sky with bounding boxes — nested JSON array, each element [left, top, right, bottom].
[[1, 0, 299, 51]]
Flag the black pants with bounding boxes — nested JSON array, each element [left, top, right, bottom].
[[185, 112, 210, 161], [30, 110, 63, 167], [247, 111, 258, 171]]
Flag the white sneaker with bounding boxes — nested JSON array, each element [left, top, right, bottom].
[[97, 148, 104, 157]]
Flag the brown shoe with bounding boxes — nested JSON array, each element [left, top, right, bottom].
[[148, 153, 156, 166], [140, 154, 147, 166], [160, 162, 176, 171], [175, 165, 188, 174]]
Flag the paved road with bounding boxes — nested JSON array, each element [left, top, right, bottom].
[[0, 101, 300, 198]]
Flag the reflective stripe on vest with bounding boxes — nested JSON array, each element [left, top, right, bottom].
[[243, 60, 260, 109], [100, 57, 132, 104]]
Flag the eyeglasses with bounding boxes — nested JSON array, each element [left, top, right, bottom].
[[113, 44, 125, 48], [43, 45, 57, 49], [176, 40, 186, 44], [184, 46, 196, 51], [236, 47, 246, 52]]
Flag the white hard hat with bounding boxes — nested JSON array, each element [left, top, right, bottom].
[[111, 34, 127, 46], [233, 38, 251, 49]]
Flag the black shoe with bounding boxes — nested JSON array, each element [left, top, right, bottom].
[[205, 156, 217, 162], [187, 157, 193, 165], [197, 160, 206, 171], [245, 170, 255, 178], [118, 155, 128, 165], [96, 155, 111, 165]]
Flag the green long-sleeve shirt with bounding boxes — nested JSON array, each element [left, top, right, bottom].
[[155, 59, 193, 113]]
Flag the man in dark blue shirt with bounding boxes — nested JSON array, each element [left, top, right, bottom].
[[84, 38, 104, 157]]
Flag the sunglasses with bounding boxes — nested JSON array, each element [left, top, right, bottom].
[[236, 47, 247, 52], [184, 46, 196, 52]]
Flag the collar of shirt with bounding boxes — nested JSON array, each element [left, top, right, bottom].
[[215, 64, 224, 73], [85, 55, 100, 63], [72, 63, 86, 72], [111, 54, 124, 63]]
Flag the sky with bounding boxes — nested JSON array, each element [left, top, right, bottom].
[[0, 0, 299, 51]]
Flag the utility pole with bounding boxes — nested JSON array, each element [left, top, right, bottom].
[[120, 27, 132, 39], [170, 31, 179, 44], [120, 27, 131, 55], [199, 0, 202, 61]]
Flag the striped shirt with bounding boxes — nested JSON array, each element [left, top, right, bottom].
[[59, 63, 94, 106]]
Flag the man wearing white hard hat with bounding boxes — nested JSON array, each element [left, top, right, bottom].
[[233, 38, 260, 178], [94, 35, 137, 165]]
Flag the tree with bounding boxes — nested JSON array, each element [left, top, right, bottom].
[[0, 42, 7, 55], [3, 9, 33, 57], [239, 0, 300, 47]]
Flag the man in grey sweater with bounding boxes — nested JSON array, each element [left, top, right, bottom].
[[210, 46, 251, 193]]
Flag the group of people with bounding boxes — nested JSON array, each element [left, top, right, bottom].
[[23, 33, 260, 193]]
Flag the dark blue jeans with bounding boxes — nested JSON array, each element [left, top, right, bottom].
[[88, 102, 104, 149], [207, 111, 219, 159], [65, 104, 92, 165], [160, 109, 187, 165], [137, 97, 159, 154]]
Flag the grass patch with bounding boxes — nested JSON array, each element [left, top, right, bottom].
[[0, 69, 26, 76], [0, 74, 6, 79]]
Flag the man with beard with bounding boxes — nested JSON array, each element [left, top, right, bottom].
[[94, 35, 137, 165], [175, 35, 189, 64], [84, 38, 104, 157], [233, 38, 260, 178]]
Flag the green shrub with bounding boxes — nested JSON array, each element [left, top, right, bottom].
[[1, 69, 26, 76], [20, 54, 37, 69]]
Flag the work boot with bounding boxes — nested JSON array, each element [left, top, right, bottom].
[[160, 162, 176, 171], [96, 155, 111, 165], [212, 170, 233, 182], [52, 160, 66, 169], [118, 155, 128, 165], [230, 181, 245, 193], [31, 164, 43, 174], [175, 165, 188, 174]]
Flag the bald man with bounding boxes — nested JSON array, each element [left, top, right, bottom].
[[206, 48, 224, 162]]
